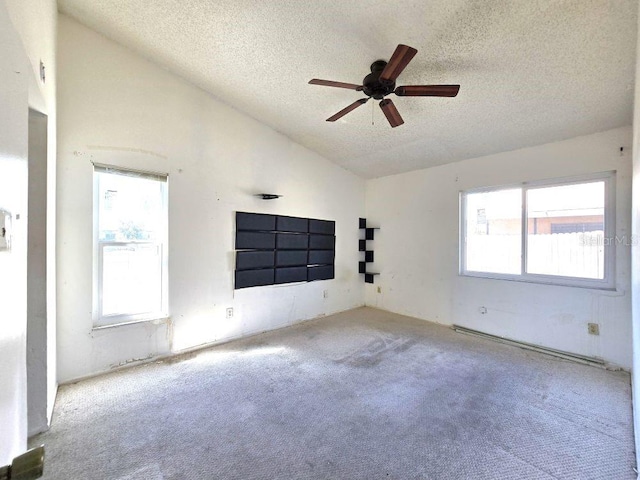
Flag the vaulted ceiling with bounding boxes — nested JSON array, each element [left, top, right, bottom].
[[57, 0, 637, 178]]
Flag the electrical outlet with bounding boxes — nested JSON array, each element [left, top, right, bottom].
[[226, 307, 234, 319], [323, 290, 329, 299], [588, 323, 599, 335], [377, 286, 381, 293]]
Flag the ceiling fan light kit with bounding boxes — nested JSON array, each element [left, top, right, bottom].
[[309, 44, 460, 127]]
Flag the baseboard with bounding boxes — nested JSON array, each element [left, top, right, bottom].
[[452, 324, 619, 370]]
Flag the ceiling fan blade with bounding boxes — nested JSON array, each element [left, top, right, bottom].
[[395, 85, 460, 97], [326, 98, 369, 122], [309, 79, 363, 90], [379, 99, 404, 128], [379, 44, 418, 83]]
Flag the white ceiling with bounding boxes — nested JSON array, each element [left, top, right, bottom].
[[57, 0, 638, 179]]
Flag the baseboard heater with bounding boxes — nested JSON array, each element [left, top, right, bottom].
[[452, 325, 606, 368]]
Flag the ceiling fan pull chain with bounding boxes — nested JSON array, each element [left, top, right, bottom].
[[372, 100, 374, 125]]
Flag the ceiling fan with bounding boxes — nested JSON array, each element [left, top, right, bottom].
[[309, 44, 460, 128]]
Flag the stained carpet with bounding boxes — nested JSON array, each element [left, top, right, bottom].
[[32, 307, 635, 479]]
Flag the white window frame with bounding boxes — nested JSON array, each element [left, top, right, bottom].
[[459, 171, 616, 290], [93, 164, 169, 327]]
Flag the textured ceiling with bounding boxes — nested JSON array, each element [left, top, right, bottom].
[[57, 0, 637, 179]]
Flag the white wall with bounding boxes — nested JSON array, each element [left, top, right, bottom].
[[27, 109, 49, 436], [366, 127, 632, 369], [630, 0, 640, 472], [5, 0, 58, 434], [57, 15, 365, 382], [0, 1, 30, 465]]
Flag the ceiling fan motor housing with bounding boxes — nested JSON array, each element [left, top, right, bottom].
[[362, 60, 396, 99]]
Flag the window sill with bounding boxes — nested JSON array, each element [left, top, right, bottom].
[[459, 271, 617, 292], [92, 315, 169, 331]]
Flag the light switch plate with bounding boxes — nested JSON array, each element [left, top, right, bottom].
[[0, 209, 12, 252]]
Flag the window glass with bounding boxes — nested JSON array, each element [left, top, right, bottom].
[[526, 182, 605, 279], [98, 173, 164, 242], [101, 244, 163, 317], [465, 188, 522, 275]]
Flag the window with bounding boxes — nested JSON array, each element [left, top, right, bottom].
[[460, 172, 615, 289], [94, 165, 168, 326]]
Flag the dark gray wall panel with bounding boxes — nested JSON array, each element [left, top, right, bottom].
[[235, 211, 335, 289], [236, 231, 276, 250], [275, 267, 307, 284], [236, 212, 276, 231], [235, 269, 275, 289], [308, 265, 334, 281], [236, 251, 275, 270], [309, 234, 335, 250], [277, 233, 309, 250], [309, 219, 335, 235], [276, 216, 308, 233], [276, 250, 308, 267], [308, 250, 334, 265]]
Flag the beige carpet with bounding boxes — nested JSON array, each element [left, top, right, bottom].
[[32, 307, 635, 479]]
